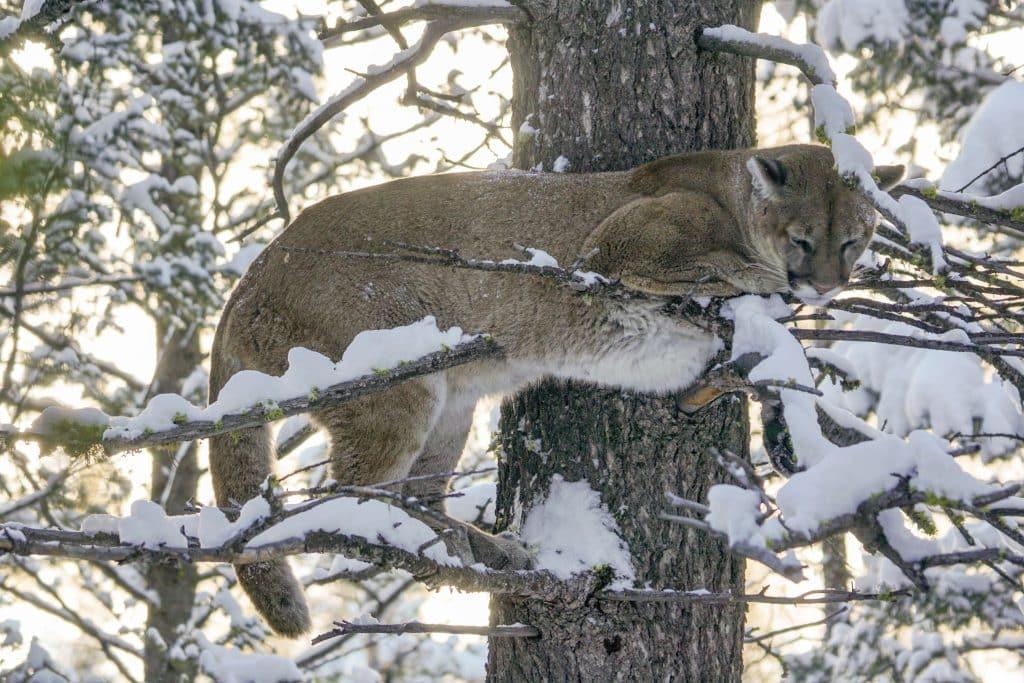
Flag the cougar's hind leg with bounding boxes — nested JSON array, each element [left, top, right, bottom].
[[404, 381, 532, 571], [313, 376, 443, 488], [403, 365, 499, 505], [315, 376, 529, 569], [402, 390, 475, 505]]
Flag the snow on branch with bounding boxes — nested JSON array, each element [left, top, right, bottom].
[[669, 468, 1024, 585], [698, 25, 838, 86], [0, 474, 575, 601], [1, 320, 498, 457], [698, 25, 1024, 237], [0, 469, 914, 611], [661, 294, 1024, 590], [0, 0, 82, 56], [891, 182, 1024, 238]]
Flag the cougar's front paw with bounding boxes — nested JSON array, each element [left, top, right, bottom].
[[467, 529, 533, 570]]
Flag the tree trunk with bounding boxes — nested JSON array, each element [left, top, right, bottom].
[[492, 385, 750, 681], [144, 325, 203, 682], [143, 14, 205, 672], [490, 1, 762, 680]]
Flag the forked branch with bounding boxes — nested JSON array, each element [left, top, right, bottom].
[[274, 18, 490, 222], [319, 2, 526, 46]]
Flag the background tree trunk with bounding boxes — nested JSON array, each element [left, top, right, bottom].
[[490, 1, 762, 680], [144, 327, 202, 682], [143, 17, 205, 675]]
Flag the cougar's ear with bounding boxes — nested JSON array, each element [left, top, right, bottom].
[[874, 164, 905, 190], [746, 156, 788, 201]]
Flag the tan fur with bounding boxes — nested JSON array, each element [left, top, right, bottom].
[[209, 144, 901, 636]]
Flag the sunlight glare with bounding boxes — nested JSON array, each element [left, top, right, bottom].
[[10, 40, 54, 72]]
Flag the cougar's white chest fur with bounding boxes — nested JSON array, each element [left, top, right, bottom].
[[551, 302, 722, 394]]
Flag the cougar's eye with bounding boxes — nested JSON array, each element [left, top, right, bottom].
[[790, 236, 813, 253], [840, 239, 859, 255]]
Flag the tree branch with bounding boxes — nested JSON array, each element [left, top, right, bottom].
[[319, 3, 526, 46], [697, 27, 835, 86], [1, 337, 500, 455], [0, 520, 563, 593], [0, 0, 83, 57], [273, 18, 484, 222], [598, 587, 907, 605], [788, 328, 1024, 358], [889, 185, 1024, 237], [0, 274, 143, 297], [312, 620, 539, 644]]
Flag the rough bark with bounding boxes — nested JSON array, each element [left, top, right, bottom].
[[492, 385, 749, 681], [509, 1, 760, 174], [491, 1, 762, 680]]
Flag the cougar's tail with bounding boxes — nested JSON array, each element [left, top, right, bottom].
[[234, 558, 311, 637], [209, 343, 311, 637]]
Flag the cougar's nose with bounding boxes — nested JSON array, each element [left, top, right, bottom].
[[812, 283, 835, 294]]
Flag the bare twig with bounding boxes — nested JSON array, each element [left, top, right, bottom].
[[296, 577, 415, 668], [599, 588, 907, 605], [952, 143, 1024, 193], [0, 274, 143, 297], [311, 620, 538, 644], [746, 608, 847, 644], [319, 3, 525, 46]]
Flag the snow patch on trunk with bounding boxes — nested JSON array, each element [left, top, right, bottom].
[[519, 475, 635, 588]]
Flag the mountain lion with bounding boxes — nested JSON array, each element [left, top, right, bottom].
[[209, 143, 902, 635]]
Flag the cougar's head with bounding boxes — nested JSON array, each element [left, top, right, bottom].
[[745, 147, 904, 306]]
